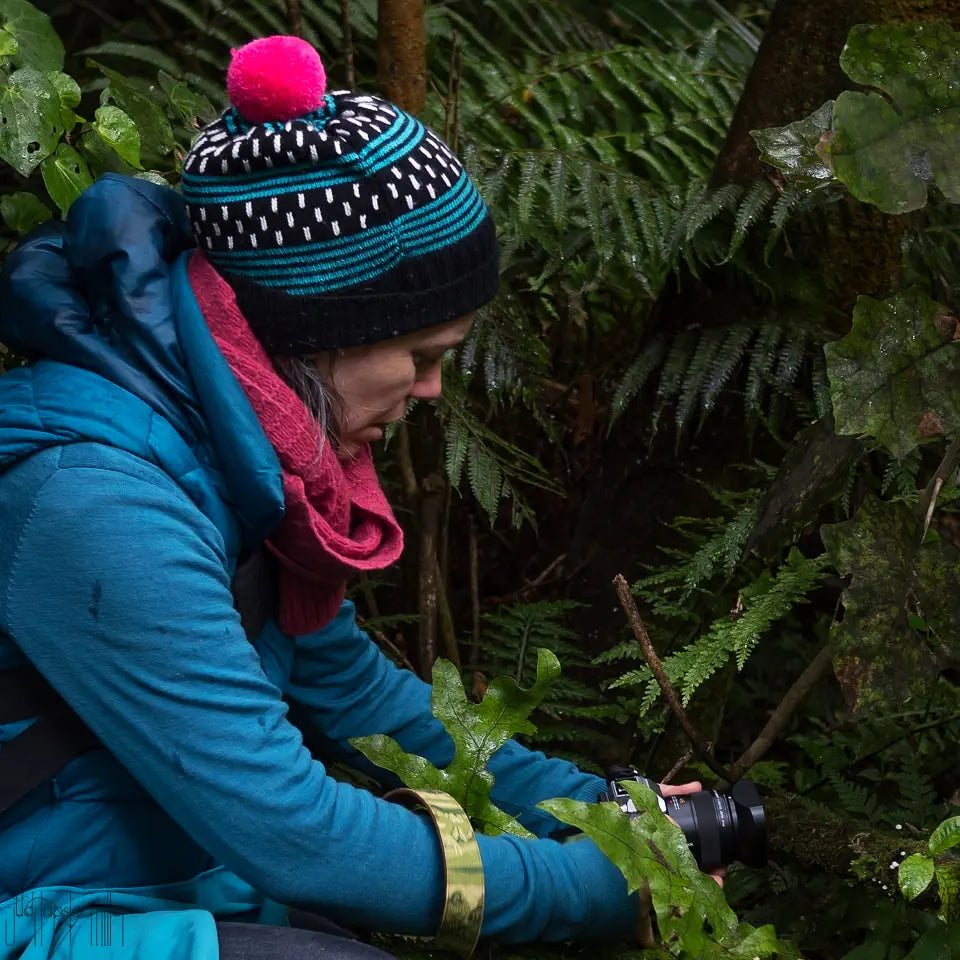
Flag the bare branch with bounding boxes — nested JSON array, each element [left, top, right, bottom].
[[613, 575, 732, 782], [917, 432, 960, 539], [720, 643, 833, 788]]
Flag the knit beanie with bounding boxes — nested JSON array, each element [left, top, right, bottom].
[[181, 36, 499, 354]]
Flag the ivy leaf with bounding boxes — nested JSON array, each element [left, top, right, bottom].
[[751, 101, 836, 192], [46, 70, 81, 131], [821, 497, 960, 713], [824, 289, 960, 459], [0, 66, 64, 176], [93, 105, 142, 169], [0, 0, 63, 72], [540, 783, 799, 958], [40, 142, 92, 215], [91, 60, 174, 170], [351, 650, 561, 838], [929, 816, 960, 856], [0, 189, 49, 233], [899, 853, 935, 900], [829, 23, 960, 214]]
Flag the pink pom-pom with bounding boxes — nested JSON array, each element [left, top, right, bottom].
[[227, 36, 328, 123]]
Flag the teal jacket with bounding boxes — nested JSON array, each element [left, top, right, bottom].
[[0, 175, 636, 959]]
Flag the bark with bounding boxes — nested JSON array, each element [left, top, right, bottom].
[[377, 0, 426, 114]]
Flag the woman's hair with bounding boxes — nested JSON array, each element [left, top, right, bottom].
[[273, 354, 342, 457]]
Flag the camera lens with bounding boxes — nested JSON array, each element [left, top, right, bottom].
[[663, 780, 766, 871]]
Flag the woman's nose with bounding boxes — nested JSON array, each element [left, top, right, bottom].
[[409, 362, 443, 400]]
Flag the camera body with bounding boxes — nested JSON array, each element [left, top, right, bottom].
[[599, 765, 767, 871]]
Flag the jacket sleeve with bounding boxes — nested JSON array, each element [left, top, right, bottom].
[[2, 462, 635, 943], [284, 601, 606, 840]]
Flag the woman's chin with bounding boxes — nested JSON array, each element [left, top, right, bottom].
[[338, 426, 384, 459]]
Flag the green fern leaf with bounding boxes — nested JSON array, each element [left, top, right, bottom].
[[727, 180, 777, 260], [700, 325, 753, 413]]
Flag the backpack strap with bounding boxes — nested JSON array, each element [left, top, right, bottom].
[[0, 548, 279, 816]]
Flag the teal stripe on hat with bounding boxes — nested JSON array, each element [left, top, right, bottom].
[[216, 200, 489, 295], [217, 187, 485, 288], [213, 171, 474, 264], [181, 114, 425, 202]]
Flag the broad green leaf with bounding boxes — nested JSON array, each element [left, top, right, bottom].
[[751, 101, 835, 192], [899, 853, 935, 900], [0, 0, 63, 72], [46, 70, 78, 109], [40, 142, 92, 215], [0, 66, 64, 176], [821, 497, 960, 712], [937, 863, 960, 923], [829, 23, 960, 213], [46, 71, 81, 132], [352, 650, 561, 838], [904, 924, 952, 960], [0, 25, 17, 57], [0, 189, 49, 233], [540, 783, 799, 957], [929, 816, 960, 856], [93, 105, 142, 169], [824, 289, 960, 458], [77, 123, 137, 178], [91, 61, 174, 170]]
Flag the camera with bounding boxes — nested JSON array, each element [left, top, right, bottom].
[[600, 765, 767, 871]]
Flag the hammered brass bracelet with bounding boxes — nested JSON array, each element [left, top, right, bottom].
[[384, 788, 484, 959]]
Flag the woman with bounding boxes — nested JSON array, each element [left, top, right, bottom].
[[0, 36, 701, 960]]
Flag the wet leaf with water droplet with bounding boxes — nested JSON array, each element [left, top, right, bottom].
[[0, 66, 63, 176], [824, 288, 960, 458], [750, 101, 835, 192], [40, 141, 92, 215], [93, 105, 142, 169], [829, 23, 960, 213], [0, 0, 63, 72]]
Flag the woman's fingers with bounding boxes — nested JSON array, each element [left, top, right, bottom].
[[659, 780, 701, 797]]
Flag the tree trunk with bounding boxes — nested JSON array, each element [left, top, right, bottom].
[[377, 0, 426, 113]]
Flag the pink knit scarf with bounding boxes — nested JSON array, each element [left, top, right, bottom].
[[188, 251, 404, 635]]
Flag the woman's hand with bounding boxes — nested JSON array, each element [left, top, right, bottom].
[[635, 780, 726, 946]]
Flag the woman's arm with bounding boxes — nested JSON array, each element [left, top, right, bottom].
[[1, 458, 634, 943], [284, 601, 606, 839]]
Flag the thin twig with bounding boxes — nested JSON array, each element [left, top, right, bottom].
[[661, 748, 695, 785], [396, 422, 419, 503], [341, 0, 356, 89], [719, 643, 833, 788], [917, 433, 960, 539], [613, 575, 732, 782], [452, 49, 463, 154], [444, 32, 458, 144], [469, 515, 480, 666], [358, 572, 381, 619], [370, 625, 416, 673]]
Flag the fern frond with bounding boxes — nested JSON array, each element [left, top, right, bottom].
[[727, 180, 777, 260]]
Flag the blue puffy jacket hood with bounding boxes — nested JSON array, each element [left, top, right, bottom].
[[0, 173, 284, 548]]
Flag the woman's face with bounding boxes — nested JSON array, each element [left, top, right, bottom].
[[313, 313, 474, 458]]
